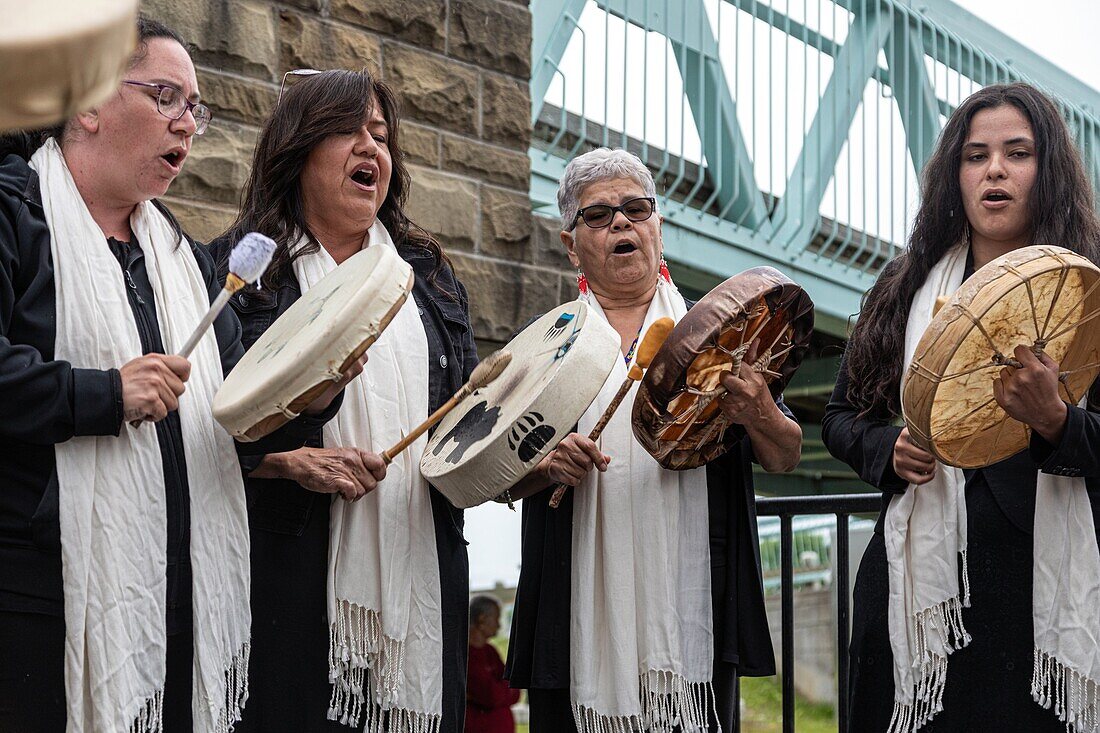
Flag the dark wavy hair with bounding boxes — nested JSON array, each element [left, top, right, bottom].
[[0, 16, 186, 161], [845, 82, 1100, 418], [219, 69, 450, 289]]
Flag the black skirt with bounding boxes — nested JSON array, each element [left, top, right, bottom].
[[848, 478, 1064, 732]]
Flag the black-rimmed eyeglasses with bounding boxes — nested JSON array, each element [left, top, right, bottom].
[[571, 197, 656, 230], [122, 81, 211, 135]]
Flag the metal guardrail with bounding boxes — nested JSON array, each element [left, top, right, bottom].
[[749, 493, 881, 733], [530, 0, 1100, 336]]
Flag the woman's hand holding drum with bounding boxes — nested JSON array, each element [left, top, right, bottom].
[[892, 428, 937, 485], [538, 433, 611, 488], [713, 338, 803, 474], [992, 345, 1068, 444], [716, 341, 772, 425]]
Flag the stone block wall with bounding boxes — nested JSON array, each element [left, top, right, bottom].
[[143, 0, 574, 346]]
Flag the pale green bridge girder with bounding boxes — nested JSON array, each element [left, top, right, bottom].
[[529, 0, 1100, 338]]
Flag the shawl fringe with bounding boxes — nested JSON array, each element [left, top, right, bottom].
[[213, 643, 251, 733], [328, 599, 439, 732], [571, 672, 717, 733], [130, 690, 164, 733], [1032, 649, 1100, 733], [887, 592, 971, 733]]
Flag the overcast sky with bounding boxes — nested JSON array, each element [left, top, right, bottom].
[[952, 0, 1100, 94], [465, 0, 1100, 592]]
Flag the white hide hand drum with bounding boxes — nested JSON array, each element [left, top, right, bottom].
[[421, 301, 620, 508], [214, 244, 413, 442], [0, 0, 138, 131]]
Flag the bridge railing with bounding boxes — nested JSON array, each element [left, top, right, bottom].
[[530, 0, 1100, 334], [750, 492, 882, 733]]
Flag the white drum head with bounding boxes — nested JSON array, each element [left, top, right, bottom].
[[0, 0, 138, 131], [421, 301, 619, 507], [215, 245, 413, 441]]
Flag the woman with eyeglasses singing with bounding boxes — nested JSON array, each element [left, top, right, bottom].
[[0, 15, 348, 733], [209, 68, 478, 733], [501, 148, 801, 733]]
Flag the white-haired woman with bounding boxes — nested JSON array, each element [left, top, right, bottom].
[[503, 148, 801, 732]]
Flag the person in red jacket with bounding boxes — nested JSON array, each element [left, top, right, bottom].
[[466, 595, 521, 733]]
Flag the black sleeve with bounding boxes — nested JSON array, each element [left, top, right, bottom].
[[455, 277, 479, 382], [820, 350, 907, 492], [1028, 388, 1100, 478], [0, 193, 121, 443]]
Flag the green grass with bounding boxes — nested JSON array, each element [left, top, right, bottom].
[[511, 679, 831, 733], [495, 629, 831, 733], [739, 676, 836, 733]]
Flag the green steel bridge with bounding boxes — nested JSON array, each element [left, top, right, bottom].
[[528, 0, 1100, 495]]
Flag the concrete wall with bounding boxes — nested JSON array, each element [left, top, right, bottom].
[[143, 0, 575, 346], [765, 587, 838, 705]]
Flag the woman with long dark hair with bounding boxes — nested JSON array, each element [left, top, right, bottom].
[[823, 82, 1100, 732], [210, 69, 477, 733]]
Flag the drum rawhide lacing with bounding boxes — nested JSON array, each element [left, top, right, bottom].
[[664, 301, 797, 443], [633, 266, 814, 470], [903, 245, 1100, 468]]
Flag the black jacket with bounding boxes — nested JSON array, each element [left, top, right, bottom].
[[207, 234, 478, 733], [0, 154, 331, 631]]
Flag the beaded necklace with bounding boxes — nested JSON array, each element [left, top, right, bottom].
[[623, 327, 642, 366]]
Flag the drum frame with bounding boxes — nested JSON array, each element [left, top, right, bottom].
[[903, 245, 1100, 468], [633, 267, 814, 470]]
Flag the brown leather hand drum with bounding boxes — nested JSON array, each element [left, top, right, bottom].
[[632, 267, 814, 469], [903, 245, 1100, 468]]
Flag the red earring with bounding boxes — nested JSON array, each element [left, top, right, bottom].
[[659, 257, 671, 283], [576, 270, 590, 295]]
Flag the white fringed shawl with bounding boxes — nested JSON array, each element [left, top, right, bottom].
[[291, 220, 443, 733], [31, 137, 250, 733], [571, 277, 717, 732], [888, 243, 1100, 732]]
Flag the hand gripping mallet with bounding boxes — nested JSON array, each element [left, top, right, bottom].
[[547, 316, 675, 509], [131, 232, 276, 427]]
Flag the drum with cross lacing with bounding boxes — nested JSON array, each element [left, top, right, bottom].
[[631, 267, 815, 470], [902, 245, 1100, 469]]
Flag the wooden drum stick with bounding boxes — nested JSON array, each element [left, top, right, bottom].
[[131, 232, 275, 428], [381, 349, 512, 465], [547, 317, 674, 509]]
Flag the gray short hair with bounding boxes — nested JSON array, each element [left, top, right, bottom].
[[469, 594, 502, 624], [557, 148, 658, 231]]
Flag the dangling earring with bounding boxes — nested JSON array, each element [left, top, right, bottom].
[[964, 220, 972, 244], [658, 255, 672, 283], [576, 269, 590, 295]]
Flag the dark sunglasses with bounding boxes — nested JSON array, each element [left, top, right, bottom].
[[571, 197, 656, 230]]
